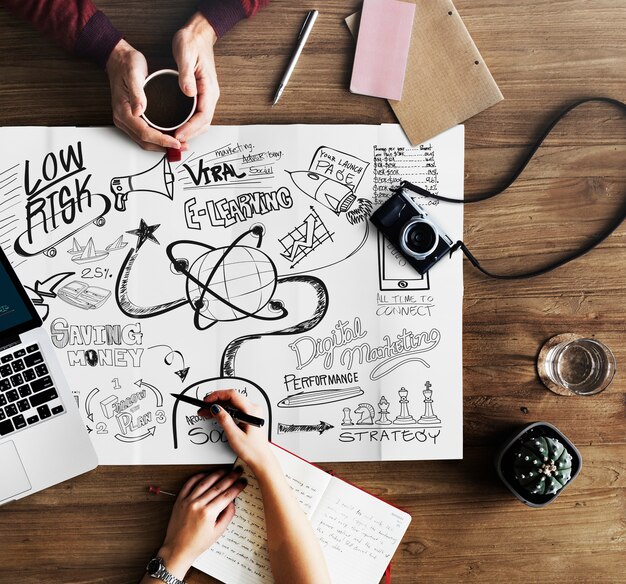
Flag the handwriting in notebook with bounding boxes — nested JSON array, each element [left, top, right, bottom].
[[193, 444, 411, 584], [314, 497, 407, 560]]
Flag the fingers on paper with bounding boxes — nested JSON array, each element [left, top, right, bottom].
[[214, 502, 237, 534], [213, 480, 246, 511], [189, 468, 229, 499], [178, 471, 210, 498], [133, 121, 180, 150], [193, 469, 246, 522], [203, 389, 260, 416], [178, 469, 226, 500], [209, 405, 243, 443]]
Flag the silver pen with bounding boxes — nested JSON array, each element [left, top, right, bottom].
[[272, 10, 319, 105]]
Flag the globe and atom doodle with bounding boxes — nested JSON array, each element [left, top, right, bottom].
[[189, 245, 276, 321], [165, 226, 288, 330]]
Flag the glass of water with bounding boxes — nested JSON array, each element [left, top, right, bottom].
[[539, 335, 616, 395]]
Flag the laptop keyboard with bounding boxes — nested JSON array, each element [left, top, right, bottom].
[[0, 343, 65, 437]]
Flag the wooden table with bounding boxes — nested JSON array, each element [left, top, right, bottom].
[[0, 1, 624, 582]]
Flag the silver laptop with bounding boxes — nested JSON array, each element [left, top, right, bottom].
[[0, 248, 97, 505]]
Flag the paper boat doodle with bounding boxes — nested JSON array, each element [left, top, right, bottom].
[[68, 238, 84, 255], [106, 235, 127, 251], [71, 238, 108, 264]]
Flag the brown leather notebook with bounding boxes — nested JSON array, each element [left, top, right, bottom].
[[346, 0, 503, 145]]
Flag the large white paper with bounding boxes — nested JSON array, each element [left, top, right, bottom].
[[0, 124, 463, 464]]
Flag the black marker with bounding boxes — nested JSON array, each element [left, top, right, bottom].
[[170, 393, 265, 428]]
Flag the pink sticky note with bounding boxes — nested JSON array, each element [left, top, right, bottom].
[[350, 0, 416, 101]]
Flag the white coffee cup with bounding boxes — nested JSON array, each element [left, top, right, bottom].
[[141, 69, 197, 132]]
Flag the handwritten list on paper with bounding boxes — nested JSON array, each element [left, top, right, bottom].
[[373, 141, 440, 205], [193, 445, 411, 584], [373, 132, 442, 296]]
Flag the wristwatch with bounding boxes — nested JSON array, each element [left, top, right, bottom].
[[146, 557, 187, 584]]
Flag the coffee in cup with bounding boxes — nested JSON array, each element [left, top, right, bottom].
[[141, 69, 197, 132]]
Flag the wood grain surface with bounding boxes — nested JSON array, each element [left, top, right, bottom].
[[0, 1, 624, 583]]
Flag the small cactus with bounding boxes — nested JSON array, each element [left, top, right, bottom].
[[513, 436, 573, 496]]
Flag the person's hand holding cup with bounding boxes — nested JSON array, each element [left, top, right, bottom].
[[106, 14, 219, 157], [106, 41, 185, 153], [141, 69, 198, 161]]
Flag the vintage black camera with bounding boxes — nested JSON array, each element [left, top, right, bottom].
[[370, 188, 454, 275]]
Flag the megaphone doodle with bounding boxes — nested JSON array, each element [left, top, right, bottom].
[[110, 155, 174, 212]]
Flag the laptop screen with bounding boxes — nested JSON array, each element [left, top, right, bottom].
[[0, 248, 41, 340]]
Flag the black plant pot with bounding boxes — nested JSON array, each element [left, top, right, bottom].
[[495, 421, 582, 507]]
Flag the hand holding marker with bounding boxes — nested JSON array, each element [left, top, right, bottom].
[[170, 392, 265, 427], [150, 390, 265, 499]]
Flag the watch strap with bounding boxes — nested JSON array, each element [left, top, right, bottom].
[[147, 557, 186, 584]]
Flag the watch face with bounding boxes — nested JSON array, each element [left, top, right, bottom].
[[147, 558, 162, 575]]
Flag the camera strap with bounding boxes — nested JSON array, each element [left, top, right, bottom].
[[396, 97, 626, 279]]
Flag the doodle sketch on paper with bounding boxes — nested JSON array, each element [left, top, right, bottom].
[[0, 125, 464, 464]]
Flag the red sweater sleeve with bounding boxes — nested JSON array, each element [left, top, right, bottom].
[[1, 0, 267, 67], [0, 0, 122, 68], [198, 0, 269, 38]]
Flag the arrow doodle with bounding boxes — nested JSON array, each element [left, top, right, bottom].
[[277, 421, 334, 435], [135, 379, 163, 407], [25, 271, 75, 320], [85, 387, 100, 422], [148, 344, 189, 383], [114, 427, 156, 442]]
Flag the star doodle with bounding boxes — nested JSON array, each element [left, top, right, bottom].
[[126, 219, 161, 251]]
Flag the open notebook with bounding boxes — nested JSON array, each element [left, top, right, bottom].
[[193, 444, 412, 584]]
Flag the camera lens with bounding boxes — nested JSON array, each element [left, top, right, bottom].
[[401, 219, 439, 259]]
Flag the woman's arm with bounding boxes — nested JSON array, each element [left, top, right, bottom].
[[203, 390, 331, 584], [252, 452, 332, 584]]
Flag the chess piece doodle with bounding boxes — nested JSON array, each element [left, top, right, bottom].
[[418, 381, 441, 425], [393, 387, 417, 425], [342, 407, 354, 426], [354, 403, 375, 425], [376, 396, 392, 425]]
